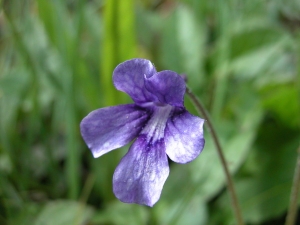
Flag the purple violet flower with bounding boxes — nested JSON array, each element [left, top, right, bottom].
[[80, 58, 205, 207]]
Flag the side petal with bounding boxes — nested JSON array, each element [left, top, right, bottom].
[[113, 135, 169, 207], [80, 104, 149, 158], [113, 58, 157, 104], [165, 110, 205, 163], [144, 70, 186, 107]]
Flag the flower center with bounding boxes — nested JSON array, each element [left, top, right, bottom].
[[141, 104, 173, 143]]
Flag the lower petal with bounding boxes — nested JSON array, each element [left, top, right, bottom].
[[165, 110, 205, 163], [80, 104, 149, 158], [113, 135, 169, 207]]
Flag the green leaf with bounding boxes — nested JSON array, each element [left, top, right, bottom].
[[154, 197, 208, 225], [230, 41, 287, 79], [260, 83, 300, 128], [34, 200, 94, 225], [193, 102, 263, 199], [159, 5, 206, 89], [229, 19, 285, 59], [91, 201, 149, 225], [215, 126, 299, 224], [0, 69, 29, 130]]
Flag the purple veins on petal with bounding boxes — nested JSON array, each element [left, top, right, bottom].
[[80, 104, 149, 158], [113, 135, 169, 207]]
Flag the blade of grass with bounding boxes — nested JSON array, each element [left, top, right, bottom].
[[117, 0, 136, 62], [101, 0, 118, 106], [65, 0, 87, 199]]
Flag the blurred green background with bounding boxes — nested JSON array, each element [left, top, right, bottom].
[[0, 0, 299, 224]]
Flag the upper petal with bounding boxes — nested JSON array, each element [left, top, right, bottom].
[[80, 104, 149, 158], [165, 110, 205, 163], [113, 59, 157, 104], [144, 70, 186, 107], [113, 135, 169, 207]]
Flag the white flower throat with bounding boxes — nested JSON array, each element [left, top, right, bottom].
[[141, 104, 173, 143]]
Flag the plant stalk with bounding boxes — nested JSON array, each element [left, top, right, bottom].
[[285, 145, 300, 225]]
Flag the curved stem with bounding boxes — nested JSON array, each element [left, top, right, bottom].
[[186, 87, 244, 225], [285, 145, 300, 225]]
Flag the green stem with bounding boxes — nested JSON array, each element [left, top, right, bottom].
[[73, 174, 95, 225], [285, 145, 300, 225], [186, 87, 244, 225]]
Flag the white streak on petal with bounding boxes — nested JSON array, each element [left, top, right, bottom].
[[141, 104, 173, 143]]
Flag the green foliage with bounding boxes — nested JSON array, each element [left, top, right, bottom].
[[0, 0, 299, 224], [92, 202, 149, 225], [212, 123, 299, 224], [34, 200, 94, 225]]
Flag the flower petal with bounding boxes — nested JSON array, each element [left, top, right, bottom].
[[165, 110, 205, 163], [144, 70, 186, 107], [113, 135, 169, 207], [80, 104, 149, 158], [113, 58, 157, 104]]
